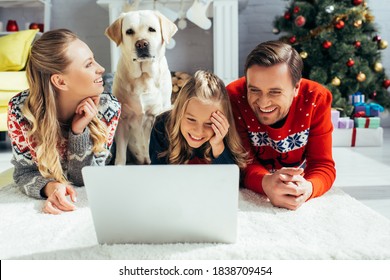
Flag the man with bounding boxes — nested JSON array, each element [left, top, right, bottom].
[[227, 40, 336, 210]]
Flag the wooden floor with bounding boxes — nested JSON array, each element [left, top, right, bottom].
[[1, 129, 390, 219]]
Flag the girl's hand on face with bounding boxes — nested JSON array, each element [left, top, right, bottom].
[[209, 111, 229, 158], [71, 96, 100, 135], [42, 181, 77, 215]]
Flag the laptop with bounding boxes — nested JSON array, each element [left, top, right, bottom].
[[82, 164, 239, 244]]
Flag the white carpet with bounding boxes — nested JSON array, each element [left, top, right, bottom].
[[1, 183, 390, 260]]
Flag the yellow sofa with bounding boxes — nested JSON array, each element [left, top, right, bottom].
[[0, 29, 38, 139], [0, 71, 29, 132]]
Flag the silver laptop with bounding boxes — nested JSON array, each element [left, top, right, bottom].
[[82, 165, 239, 244]]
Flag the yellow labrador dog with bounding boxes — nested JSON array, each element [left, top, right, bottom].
[[106, 10, 177, 165]]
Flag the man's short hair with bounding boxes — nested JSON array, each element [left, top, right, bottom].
[[245, 40, 303, 85]]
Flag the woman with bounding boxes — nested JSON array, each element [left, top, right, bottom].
[[7, 29, 121, 214]]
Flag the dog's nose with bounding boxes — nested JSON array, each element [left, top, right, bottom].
[[136, 39, 149, 50]]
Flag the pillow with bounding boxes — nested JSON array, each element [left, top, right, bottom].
[[0, 29, 38, 71]]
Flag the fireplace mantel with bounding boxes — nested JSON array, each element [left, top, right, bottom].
[[97, 0, 238, 84]]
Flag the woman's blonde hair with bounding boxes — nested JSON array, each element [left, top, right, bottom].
[[162, 70, 247, 168], [23, 29, 107, 184]]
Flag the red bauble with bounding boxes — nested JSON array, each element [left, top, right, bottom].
[[295, 15, 306, 27], [322, 40, 332, 49], [353, 0, 363, 5], [346, 58, 355, 67], [29, 22, 39, 30], [284, 11, 291, 20], [6, 20, 19, 32], [289, 36, 297, 44], [293, 6, 300, 13], [383, 79, 390, 89], [335, 20, 345, 29], [354, 40, 361, 48]]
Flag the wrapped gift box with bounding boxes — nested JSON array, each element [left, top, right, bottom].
[[349, 91, 365, 105], [353, 102, 384, 117], [331, 109, 340, 128], [332, 127, 383, 147], [338, 117, 354, 129], [354, 117, 380, 128]]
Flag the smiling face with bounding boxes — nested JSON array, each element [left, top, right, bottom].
[[246, 63, 300, 126], [61, 38, 105, 99], [180, 98, 222, 148]]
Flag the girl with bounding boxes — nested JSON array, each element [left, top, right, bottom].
[[7, 29, 121, 215], [149, 70, 247, 167]]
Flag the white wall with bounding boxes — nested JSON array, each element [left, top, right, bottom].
[[1, 0, 389, 77]]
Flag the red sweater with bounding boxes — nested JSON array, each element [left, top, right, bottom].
[[227, 77, 335, 198]]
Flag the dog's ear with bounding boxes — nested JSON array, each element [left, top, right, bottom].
[[105, 16, 124, 46], [155, 10, 178, 45]]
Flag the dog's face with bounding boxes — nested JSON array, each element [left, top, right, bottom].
[[105, 10, 177, 62]]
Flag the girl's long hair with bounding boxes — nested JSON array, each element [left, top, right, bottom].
[[161, 70, 247, 168], [23, 29, 107, 184]]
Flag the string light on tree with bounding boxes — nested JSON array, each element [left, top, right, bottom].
[[353, 19, 363, 28], [325, 5, 334, 13]]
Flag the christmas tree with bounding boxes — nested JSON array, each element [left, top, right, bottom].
[[273, 0, 390, 116]]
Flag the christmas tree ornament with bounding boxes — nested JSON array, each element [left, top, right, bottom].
[[322, 40, 332, 49], [352, 0, 363, 6], [353, 20, 362, 28], [289, 36, 297, 44], [293, 6, 300, 13], [356, 72, 366, 82], [346, 58, 355, 67], [186, 0, 212, 30], [331, 77, 341, 86], [374, 62, 383, 72], [371, 91, 377, 98], [300, 51, 308, 59], [378, 39, 388, 49], [373, 35, 381, 42], [325, 5, 334, 13], [284, 11, 291, 20], [383, 79, 390, 89], [272, 27, 280, 34], [295, 15, 306, 27], [335, 20, 345, 29], [353, 40, 361, 48], [177, 0, 187, 30], [6, 20, 19, 32]]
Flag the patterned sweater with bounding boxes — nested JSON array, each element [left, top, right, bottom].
[[7, 90, 121, 199], [227, 77, 336, 199]]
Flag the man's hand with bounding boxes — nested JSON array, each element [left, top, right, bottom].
[[262, 167, 313, 210]]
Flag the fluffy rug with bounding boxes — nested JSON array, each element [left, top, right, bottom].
[[1, 183, 390, 260]]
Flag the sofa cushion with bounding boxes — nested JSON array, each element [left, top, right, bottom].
[[0, 29, 38, 71]]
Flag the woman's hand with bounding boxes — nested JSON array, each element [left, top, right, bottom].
[[209, 111, 229, 158], [42, 181, 77, 215], [71, 96, 100, 135]]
